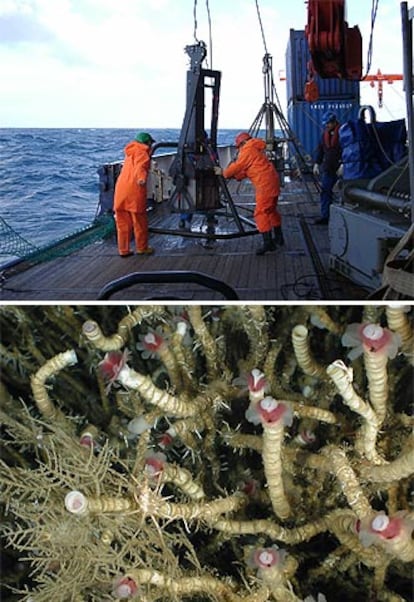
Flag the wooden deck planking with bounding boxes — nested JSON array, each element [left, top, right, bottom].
[[0, 182, 370, 301]]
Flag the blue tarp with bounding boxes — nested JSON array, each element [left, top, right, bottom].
[[339, 116, 407, 179]]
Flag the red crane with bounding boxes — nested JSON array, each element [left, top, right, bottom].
[[298, 2, 403, 105], [305, 0, 362, 80], [304, 0, 362, 101]]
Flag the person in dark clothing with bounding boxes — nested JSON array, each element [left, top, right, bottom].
[[313, 111, 343, 224]]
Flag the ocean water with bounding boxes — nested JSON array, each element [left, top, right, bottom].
[[0, 128, 243, 265]]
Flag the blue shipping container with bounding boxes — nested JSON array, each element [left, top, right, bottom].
[[287, 99, 360, 158], [285, 29, 360, 103]]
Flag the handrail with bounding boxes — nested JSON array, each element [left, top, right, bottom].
[[97, 270, 239, 300]]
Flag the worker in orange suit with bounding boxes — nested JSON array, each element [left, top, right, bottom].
[[214, 132, 283, 255], [113, 132, 155, 257]]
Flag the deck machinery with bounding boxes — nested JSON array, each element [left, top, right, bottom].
[[165, 41, 254, 238], [329, 157, 412, 291], [168, 41, 221, 217], [304, 0, 413, 295]]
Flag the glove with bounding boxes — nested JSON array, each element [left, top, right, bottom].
[[213, 166, 223, 176], [336, 164, 344, 177], [313, 164, 320, 176]]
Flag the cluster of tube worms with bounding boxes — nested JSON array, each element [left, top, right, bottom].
[[0, 304, 413, 602]]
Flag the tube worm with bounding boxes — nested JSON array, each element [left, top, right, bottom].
[[136, 486, 246, 523], [294, 423, 318, 447], [210, 513, 330, 544], [362, 329, 390, 426], [289, 401, 338, 424], [286, 447, 331, 473], [247, 369, 268, 404], [78, 424, 100, 451], [262, 341, 283, 393], [357, 512, 414, 562], [385, 482, 400, 516], [359, 441, 414, 483], [243, 368, 269, 423], [246, 546, 300, 601], [247, 544, 284, 573], [364, 351, 388, 427], [140, 330, 182, 391], [222, 430, 263, 453], [187, 306, 220, 381], [112, 575, 139, 599], [326, 511, 387, 568], [225, 408, 333, 457], [113, 569, 262, 601], [321, 445, 372, 520], [326, 360, 384, 464], [342, 322, 400, 361], [235, 476, 269, 505], [30, 349, 77, 421], [82, 307, 166, 351], [341, 322, 400, 425], [64, 490, 135, 516], [169, 318, 196, 391], [145, 453, 205, 500], [307, 306, 343, 335], [131, 425, 152, 478], [239, 305, 269, 371], [385, 305, 413, 361], [82, 320, 125, 351], [291, 324, 325, 379], [98, 351, 197, 418], [362, 305, 384, 325], [257, 396, 292, 520]]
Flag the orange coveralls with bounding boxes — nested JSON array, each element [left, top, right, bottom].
[[223, 138, 281, 233], [113, 140, 151, 255]]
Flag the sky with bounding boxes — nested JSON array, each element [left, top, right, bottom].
[[0, 0, 411, 128]]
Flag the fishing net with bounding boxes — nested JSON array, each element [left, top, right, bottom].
[[0, 214, 115, 264], [0, 163, 121, 265], [0, 216, 39, 257]]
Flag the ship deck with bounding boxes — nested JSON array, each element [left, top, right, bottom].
[[0, 180, 370, 302]]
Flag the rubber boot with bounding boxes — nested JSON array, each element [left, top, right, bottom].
[[272, 226, 285, 247], [256, 231, 275, 255]]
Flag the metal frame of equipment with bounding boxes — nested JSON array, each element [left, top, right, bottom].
[[163, 41, 257, 240]]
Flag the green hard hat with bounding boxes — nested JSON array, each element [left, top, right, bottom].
[[135, 132, 155, 144]]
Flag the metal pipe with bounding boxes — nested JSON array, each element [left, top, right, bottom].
[[344, 185, 410, 217], [97, 270, 239, 300]]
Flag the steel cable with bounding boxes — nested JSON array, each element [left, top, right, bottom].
[[363, 0, 380, 78], [192, 0, 213, 68], [254, 0, 269, 55]]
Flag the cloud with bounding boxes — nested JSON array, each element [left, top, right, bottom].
[[0, 13, 52, 44], [0, 0, 410, 126]]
